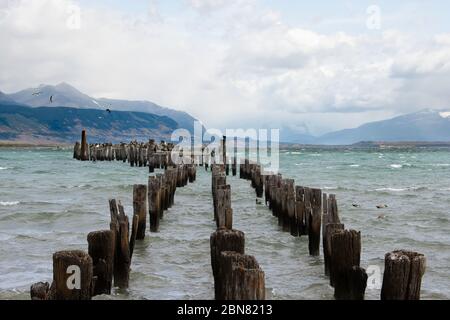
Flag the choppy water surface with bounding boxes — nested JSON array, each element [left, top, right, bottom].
[[0, 147, 449, 300]]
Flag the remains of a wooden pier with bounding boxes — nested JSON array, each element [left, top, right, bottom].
[[210, 164, 265, 300], [240, 156, 426, 300], [32, 131, 426, 300], [31, 131, 197, 300]]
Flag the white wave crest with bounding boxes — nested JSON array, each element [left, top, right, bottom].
[[0, 201, 20, 206]]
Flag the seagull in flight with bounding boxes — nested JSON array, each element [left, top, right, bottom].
[[32, 91, 43, 96]]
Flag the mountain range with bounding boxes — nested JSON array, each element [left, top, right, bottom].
[[1, 83, 450, 145], [8, 82, 198, 133]]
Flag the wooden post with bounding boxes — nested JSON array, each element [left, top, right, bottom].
[[218, 251, 265, 300], [109, 201, 131, 289], [216, 185, 232, 229], [80, 130, 89, 161], [381, 250, 426, 300], [330, 230, 367, 300], [87, 230, 114, 296], [30, 282, 51, 300], [295, 186, 307, 235], [308, 188, 322, 256], [73, 142, 81, 160], [52, 250, 93, 300], [133, 184, 147, 240], [129, 213, 139, 260], [324, 223, 344, 278], [210, 229, 245, 299], [148, 176, 161, 232]]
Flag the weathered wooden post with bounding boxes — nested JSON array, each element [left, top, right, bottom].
[[87, 230, 114, 295], [324, 223, 344, 277], [308, 188, 322, 256], [218, 251, 265, 300], [52, 250, 93, 300], [73, 142, 81, 160], [381, 250, 426, 300], [330, 229, 367, 300], [109, 200, 132, 289], [148, 176, 161, 232], [80, 130, 89, 161], [133, 184, 147, 240], [323, 193, 342, 276], [295, 186, 307, 235], [216, 185, 232, 229], [210, 229, 245, 299], [30, 282, 51, 300]]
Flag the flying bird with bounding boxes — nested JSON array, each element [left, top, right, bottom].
[[49, 95, 53, 103], [32, 91, 42, 96]]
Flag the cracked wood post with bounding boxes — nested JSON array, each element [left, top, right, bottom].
[[330, 229, 367, 300], [308, 188, 322, 256], [295, 186, 307, 236], [210, 229, 245, 299], [87, 230, 114, 296], [324, 223, 344, 278], [216, 184, 232, 229], [133, 184, 147, 240], [218, 251, 265, 300], [109, 200, 131, 289], [52, 250, 93, 300], [148, 176, 161, 232], [381, 250, 426, 300]]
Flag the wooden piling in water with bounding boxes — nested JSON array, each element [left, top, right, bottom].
[[210, 229, 245, 299], [330, 229, 367, 300], [217, 251, 265, 300], [148, 176, 161, 232], [87, 230, 114, 296], [381, 250, 426, 300], [324, 223, 344, 277], [52, 250, 93, 300], [109, 200, 132, 289], [80, 130, 89, 161], [30, 282, 51, 300], [323, 193, 342, 276], [308, 188, 322, 256], [133, 184, 147, 240]]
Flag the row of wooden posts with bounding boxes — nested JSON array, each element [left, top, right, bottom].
[[30, 161, 197, 300], [74, 130, 179, 171], [210, 164, 266, 300], [59, 131, 426, 300], [241, 160, 426, 300]]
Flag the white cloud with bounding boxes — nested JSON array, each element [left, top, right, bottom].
[[1, 0, 450, 135]]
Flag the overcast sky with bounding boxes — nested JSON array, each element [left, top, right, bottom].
[[1, 0, 450, 135]]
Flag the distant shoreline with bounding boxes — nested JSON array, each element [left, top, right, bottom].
[[1, 139, 450, 149], [0, 141, 70, 148]]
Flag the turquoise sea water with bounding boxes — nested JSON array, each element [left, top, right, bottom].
[[0, 147, 449, 300]]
